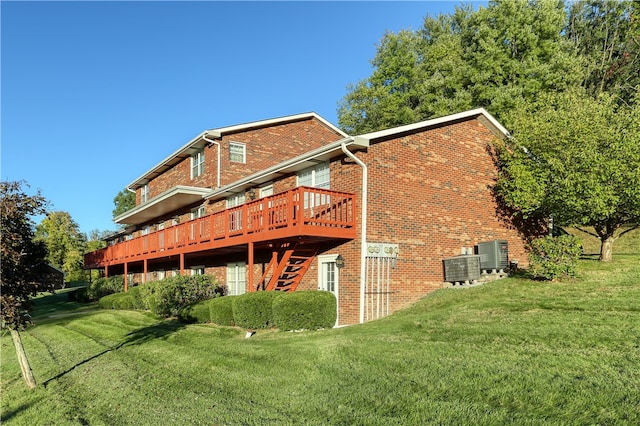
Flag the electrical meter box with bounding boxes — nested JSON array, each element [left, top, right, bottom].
[[477, 240, 508, 271]]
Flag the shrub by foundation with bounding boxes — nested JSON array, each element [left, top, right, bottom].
[[67, 287, 90, 302], [126, 286, 146, 310], [209, 296, 235, 326], [137, 275, 221, 317], [85, 276, 125, 301], [232, 291, 281, 329], [273, 291, 337, 331], [98, 292, 137, 310], [179, 299, 215, 323], [528, 234, 583, 280]]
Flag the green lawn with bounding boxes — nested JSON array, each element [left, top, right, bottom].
[[2, 255, 640, 425]]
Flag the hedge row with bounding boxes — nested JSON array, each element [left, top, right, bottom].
[[97, 275, 223, 317], [69, 276, 125, 302], [178, 290, 337, 331]]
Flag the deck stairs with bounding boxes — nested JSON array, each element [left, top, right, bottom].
[[256, 242, 318, 292]]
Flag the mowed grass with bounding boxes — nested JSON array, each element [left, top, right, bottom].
[[2, 255, 640, 425]]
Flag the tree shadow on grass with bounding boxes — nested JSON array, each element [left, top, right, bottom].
[[0, 396, 45, 423], [42, 319, 185, 388]]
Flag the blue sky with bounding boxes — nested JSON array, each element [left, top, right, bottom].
[[2, 1, 483, 236]]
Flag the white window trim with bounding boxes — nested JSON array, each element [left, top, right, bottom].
[[229, 142, 246, 164], [191, 265, 205, 276], [227, 261, 247, 295], [141, 184, 150, 203], [297, 161, 330, 189], [191, 149, 205, 179], [226, 193, 246, 208], [260, 184, 274, 198], [191, 205, 206, 220]]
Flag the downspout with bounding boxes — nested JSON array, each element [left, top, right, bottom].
[[202, 133, 221, 188], [341, 141, 368, 324]]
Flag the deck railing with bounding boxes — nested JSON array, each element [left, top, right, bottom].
[[85, 187, 356, 268]]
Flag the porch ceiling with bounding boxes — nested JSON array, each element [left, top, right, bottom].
[[115, 185, 212, 225]]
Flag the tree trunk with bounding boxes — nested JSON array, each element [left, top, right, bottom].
[[600, 237, 615, 262], [10, 328, 37, 389]]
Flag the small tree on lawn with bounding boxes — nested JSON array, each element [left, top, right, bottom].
[[1, 180, 56, 388], [496, 90, 640, 261]]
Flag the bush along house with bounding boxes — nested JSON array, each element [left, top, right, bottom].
[[84, 109, 529, 326]]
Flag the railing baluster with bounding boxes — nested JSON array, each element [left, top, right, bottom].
[[85, 187, 356, 268]]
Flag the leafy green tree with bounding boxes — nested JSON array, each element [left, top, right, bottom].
[[1, 181, 55, 388], [85, 229, 108, 282], [112, 188, 135, 220], [86, 229, 108, 252], [566, 0, 640, 104], [36, 211, 86, 282], [338, 0, 583, 133], [496, 90, 640, 261], [462, 0, 584, 118]]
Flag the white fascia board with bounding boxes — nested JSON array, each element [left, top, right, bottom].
[[208, 112, 348, 139], [127, 131, 208, 190], [204, 137, 362, 201], [355, 108, 510, 143]]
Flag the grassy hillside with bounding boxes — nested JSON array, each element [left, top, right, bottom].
[[2, 255, 640, 425]]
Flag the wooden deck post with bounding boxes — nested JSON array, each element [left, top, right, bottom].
[[248, 242, 254, 292], [143, 259, 148, 283], [180, 253, 185, 275], [124, 262, 129, 292]]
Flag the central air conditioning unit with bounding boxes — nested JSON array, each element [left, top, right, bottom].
[[477, 240, 509, 271], [442, 255, 481, 283]]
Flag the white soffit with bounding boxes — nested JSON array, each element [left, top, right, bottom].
[[115, 186, 211, 225]]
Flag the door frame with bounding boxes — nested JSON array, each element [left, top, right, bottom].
[[317, 254, 340, 326]]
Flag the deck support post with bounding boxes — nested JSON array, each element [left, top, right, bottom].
[[143, 259, 148, 283], [180, 253, 185, 276], [124, 262, 129, 292], [248, 242, 254, 292], [104, 265, 109, 278]]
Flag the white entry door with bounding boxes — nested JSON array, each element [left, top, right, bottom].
[[318, 254, 339, 325]]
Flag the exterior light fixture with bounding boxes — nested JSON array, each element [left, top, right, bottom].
[[335, 254, 345, 269], [248, 188, 257, 200]]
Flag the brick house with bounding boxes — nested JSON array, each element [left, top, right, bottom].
[[84, 108, 528, 326]]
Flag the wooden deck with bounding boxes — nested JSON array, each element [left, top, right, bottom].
[[84, 187, 356, 269]]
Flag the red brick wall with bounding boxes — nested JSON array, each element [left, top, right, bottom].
[[297, 117, 529, 325], [139, 117, 342, 205]]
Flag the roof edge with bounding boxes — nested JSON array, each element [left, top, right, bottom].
[[206, 112, 348, 139], [355, 108, 510, 142], [126, 112, 346, 191]]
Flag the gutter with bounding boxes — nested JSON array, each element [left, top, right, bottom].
[[202, 133, 221, 189], [341, 141, 368, 324]]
